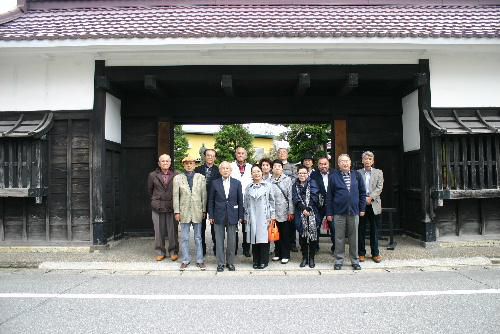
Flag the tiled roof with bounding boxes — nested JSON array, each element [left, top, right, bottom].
[[0, 5, 499, 41]]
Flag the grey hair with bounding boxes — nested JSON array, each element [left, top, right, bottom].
[[337, 153, 351, 163], [219, 161, 232, 171], [362, 151, 375, 159]]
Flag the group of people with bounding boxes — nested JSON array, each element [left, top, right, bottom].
[[147, 147, 384, 272]]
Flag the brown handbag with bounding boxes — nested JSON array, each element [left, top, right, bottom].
[[268, 221, 280, 242]]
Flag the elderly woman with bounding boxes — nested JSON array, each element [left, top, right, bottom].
[[259, 158, 273, 184], [244, 165, 276, 269], [270, 160, 294, 264], [292, 165, 321, 268]]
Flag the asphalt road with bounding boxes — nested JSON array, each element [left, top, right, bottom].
[[1, 267, 499, 334]]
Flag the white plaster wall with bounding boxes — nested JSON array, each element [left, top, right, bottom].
[[402, 90, 420, 152], [0, 55, 94, 111], [105, 93, 121, 144], [0, 0, 17, 14], [429, 52, 500, 108]]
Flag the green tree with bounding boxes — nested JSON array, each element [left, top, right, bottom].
[[279, 124, 331, 163], [173, 125, 189, 171], [214, 124, 254, 163]]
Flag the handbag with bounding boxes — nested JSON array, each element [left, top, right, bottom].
[[268, 220, 280, 242]]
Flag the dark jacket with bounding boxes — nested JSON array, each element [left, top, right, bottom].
[[325, 169, 366, 216], [147, 168, 177, 213], [195, 163, 221, 196], [310, 169, 333, 216], [292, 178, 321, 233], [208, 177, 244, 225]]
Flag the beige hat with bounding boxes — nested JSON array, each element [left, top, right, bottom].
[[182, 156, 196, 163]]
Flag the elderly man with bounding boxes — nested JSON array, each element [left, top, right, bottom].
[[278, 147, 298, 252], [208, 161, 244, 272], [147, 154, 178, 261], [357, 151, 384, 263], [326, 154, 366, 270], [230, 147, 252, 257], [195, 148, 221, 256], [173, 156, 207, 271]]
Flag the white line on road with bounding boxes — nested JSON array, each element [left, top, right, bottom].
[[1, 289, 499, 300]]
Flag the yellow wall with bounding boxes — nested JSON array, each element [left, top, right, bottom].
[[185, 133, 274, 160]]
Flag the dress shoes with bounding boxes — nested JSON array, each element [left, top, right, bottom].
[[309, 258, 315, 268], [180, 262, 189, 271], [170, 254, 179, 262], [359, 255, 365, 262], [243, 250, 251, 258], [216, 265, 224, 272], [226, 264, 236, 271], [334, 264, 342, 270], [372, 255, 382, 263], [155, 255, 166, 261], [299, 258, 308, 268], [352, 263, 362, 270]]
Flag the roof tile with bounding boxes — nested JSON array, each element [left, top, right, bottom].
[[0, 4, 498, 41]]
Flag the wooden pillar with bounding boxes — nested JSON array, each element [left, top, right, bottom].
[[158, 121, 174, 159], [418, 59, 436, 242], [333, 119, 347, 164], [92, 60, 107, 245]]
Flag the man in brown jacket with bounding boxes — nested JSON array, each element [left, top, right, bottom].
[[147, 154, 179, 261]]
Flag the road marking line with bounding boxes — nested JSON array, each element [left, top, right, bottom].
[[0, 289, 499, 300]]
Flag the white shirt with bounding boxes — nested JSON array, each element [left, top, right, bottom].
[[363, 168, 371, 195], [223, 177, 230, 198], [321, 172, 329, 192]]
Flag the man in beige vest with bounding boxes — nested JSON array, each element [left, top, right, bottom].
[[173, 156, 207, 270]]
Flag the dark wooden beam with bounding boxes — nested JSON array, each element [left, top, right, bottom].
[[158, 121, 173, 158], [294, 73, 310, 97], [221, 74, 234, 97], [144, 75, 168, 98], [334, 120, 348, 164], [417, 58, 436, 242], [92, 60, 107, 245], [337, 73, 358, 97]]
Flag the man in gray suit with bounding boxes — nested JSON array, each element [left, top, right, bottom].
[[357, 151, 384, 263]]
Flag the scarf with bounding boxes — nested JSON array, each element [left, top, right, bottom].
[[295, 181, 317, 241]]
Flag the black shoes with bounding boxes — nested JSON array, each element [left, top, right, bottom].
[[299, 257, 308, 268], [334, 264, 342, 270], [253, 263, 258, 269], [226, 264, 236, 271], [352, 264, 361, 270], [243, 250, 251, 258], [216, 265, 224, 272], [309, 258, 315, 268]]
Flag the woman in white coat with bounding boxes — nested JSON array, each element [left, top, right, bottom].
[[244, 165, 276, 269]]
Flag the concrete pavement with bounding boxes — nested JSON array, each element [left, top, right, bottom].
[[1, 235, 499, 273]]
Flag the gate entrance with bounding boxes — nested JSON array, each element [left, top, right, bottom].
[[105, 64, 419, 234]]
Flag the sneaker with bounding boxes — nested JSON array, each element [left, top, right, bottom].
[[352, 263, 361, 270], [197, 262, 206, 271], [281, 258, 289, 264], [372, 255, 382, 263], [272, 256, 280, 261], [180, 262, 189, 271]]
